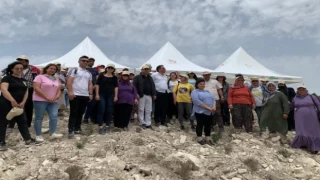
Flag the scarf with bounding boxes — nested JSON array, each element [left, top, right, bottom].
[[45, 75, 56, 81], [231, 77, 245, 89], [262, 82, 278, 105]]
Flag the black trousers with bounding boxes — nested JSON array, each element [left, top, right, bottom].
[[288, 109, 295, 131], [0, 112, 31, 143], [114, 103, 133, 128], [167, 93, 178, 119], [154, 92, 168, 124], [221, 100, 231, 126], [68, 96, 89, 132], [195, 113, 212, 137], [9, 88, 34, 128]]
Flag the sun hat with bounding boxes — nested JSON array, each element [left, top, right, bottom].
[[297, 84, 306, 89], [278, 80, 285, 84], [16, 55, 29, 61], [202, 71, 211, 75], [145, 64, 152, 69], [141, 65, 150, 69], [122, 71, 130, 76], [179, 73, 189, 79], [6, 107, 24, 120], [106, 64, 115, 68], [251, 77, 259, 81]]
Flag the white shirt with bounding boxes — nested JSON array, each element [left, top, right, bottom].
[[68, 67, 92, 96], [168, 80, 179, 93], [204, 79, 222, 100], [152, 72, 168, 93], [251, 86, 263, 107]]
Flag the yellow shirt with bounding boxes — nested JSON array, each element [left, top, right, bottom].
[[173, 83, 194, 103]]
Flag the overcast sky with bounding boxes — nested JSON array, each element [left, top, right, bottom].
[[0, 0, 319, 93]]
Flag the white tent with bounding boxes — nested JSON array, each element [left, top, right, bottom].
[[213, 47, 302, 83], [35, 37, 129, 69], [139, 42, 216, 73]]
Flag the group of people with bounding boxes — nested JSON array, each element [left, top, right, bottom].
[[0, 55, 319, 155]]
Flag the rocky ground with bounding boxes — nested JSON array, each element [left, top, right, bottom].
[[1, 110, 320, 180]]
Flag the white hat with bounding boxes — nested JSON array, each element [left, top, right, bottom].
[[6, 107, 24, 120], [261, 78, 269, 82], [145, 64, 152, 69], [122, 71, 130, 75], [202, 71, 211, 75], [141, 65, 150, 69], [16, 55, 29, 61], [297, 85, 306, 89], [251, 77, 259, 81], [278, 80, 285, 84], [179, 73, 189, 79], [106, 64, 115, 68]]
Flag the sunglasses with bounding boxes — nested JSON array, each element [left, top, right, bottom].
[[107, 67, 114, 69], [80, 60, 89, 63]]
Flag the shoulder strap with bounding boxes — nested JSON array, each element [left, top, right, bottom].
[[310, 95, 319, 111]]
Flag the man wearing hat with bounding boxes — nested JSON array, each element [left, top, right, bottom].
[[9, 55, 40, 128], [203, 71, 224, 132], [83, 57, 99, 124], [133, 65, 156, 129]]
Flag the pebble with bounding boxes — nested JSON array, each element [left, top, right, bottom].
[[271, 136, 281, 142], [180, 135, 187, 144], [237, 168, 247, 174]]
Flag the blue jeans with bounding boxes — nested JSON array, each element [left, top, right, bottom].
[[33, 101, 59, 135], [255, 106, 262, 126], [64, 90, 69, 108], [97, 95, 114, 126]]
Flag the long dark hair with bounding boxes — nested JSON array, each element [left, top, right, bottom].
[[216, 76, 226, 86], [195, 78, 205, 89], [188, 73, 198, 80], [42, 63, 58, 75], [5, 61, 23, 76]]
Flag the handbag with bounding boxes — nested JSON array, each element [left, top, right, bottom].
[[309, 95, 320, 122]]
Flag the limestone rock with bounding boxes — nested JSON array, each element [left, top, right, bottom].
[[139, 167, 152, 176], [271, 136, 281, 142], [0, 158, 7, 171], [38, 168, 69, 180], [94, 149, 106, 158], [163, 152, 201, 173], [180, 135, 187, 144], [297, 157, 319, 167]]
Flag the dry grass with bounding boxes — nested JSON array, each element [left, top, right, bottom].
[[75, 137, 88, 149], [177, 162, 192, 180], [145, 152, 157, 161], [243, 157, 260, 172], [211, 132, 222, 143], [224, 144, 233, 155], [86, 123, 95, 136], [136, 127, 142, 133], [277, 149, 291, 158], [133, 138, 144, 146], [65, 165, 86, 180]]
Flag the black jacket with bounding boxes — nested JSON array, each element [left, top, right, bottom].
[[133, 73, 156, 98]]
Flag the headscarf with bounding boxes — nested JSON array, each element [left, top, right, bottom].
[[231, 76, 245, 89], [262, 82, 278, 105]]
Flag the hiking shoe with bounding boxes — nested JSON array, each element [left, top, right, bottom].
[[83, 119, 89, 124], [98, 128, 105, 135], [180, 125, 185, 130], [74, 129, 82, 135], [68, 131, 75, 139], [104, 126, 110, 134], [49, 133, 63, 140], [35, 135, 44, 143], [6, 128, 13, 133], [0, 142, 8, 151], [25, 138, 39, 145], [140, 124, 146, 129], [146, 126, 155, 131]]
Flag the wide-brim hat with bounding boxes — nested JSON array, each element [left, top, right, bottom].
[[141, 65, 150, 69], [202, 71, 211, 75], [179, 74, 189, 79], [122, 71, 130, 76], [251, 77, 259, 81], [16, 55, 29, 61], [106, 64, 115, 68]]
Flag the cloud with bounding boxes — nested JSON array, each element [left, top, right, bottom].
[[0, 0, 319, 45]]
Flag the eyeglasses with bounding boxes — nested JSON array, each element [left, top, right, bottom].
[[80, 60, 89, 63]]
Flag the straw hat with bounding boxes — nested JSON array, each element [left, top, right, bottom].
[[202, 71, 211, 75], [107, 64, 115, 68]]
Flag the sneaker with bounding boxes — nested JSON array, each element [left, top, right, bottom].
[[35, 135, 44, 143], [68, 131, 75, 139], [83, 119, 89, 124], [6, 128, 13, 133], [146, 126, 155, 131], [98, 128, 105, 135], [49, 133, 63, 140], [25, 138, 39, 145], [104, 126, 110, 134], [180, 125, 185, 130], [0, 142, 8, 151], [74, 129, 82, 135]]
